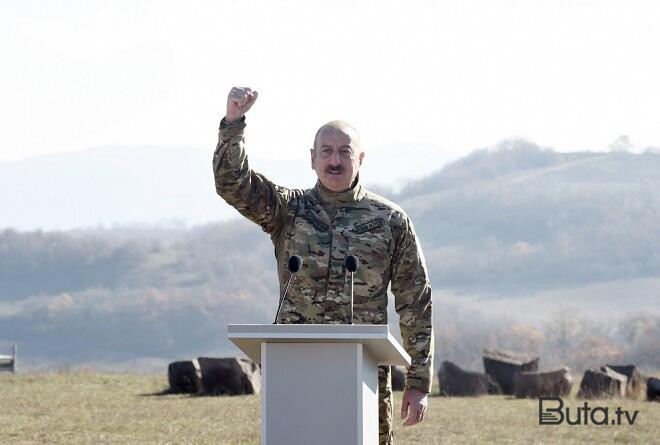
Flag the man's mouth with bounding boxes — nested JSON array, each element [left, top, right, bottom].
[[326, 169, 343, 176]]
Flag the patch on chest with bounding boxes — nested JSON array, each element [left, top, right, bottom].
[[351, 217, 385, 234]]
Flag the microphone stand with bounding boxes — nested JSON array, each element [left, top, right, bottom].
[[344, 255, 359, 325], [274, 273, 294, 324], [274, 256, 302, 324], [349, 271, 354, 325]]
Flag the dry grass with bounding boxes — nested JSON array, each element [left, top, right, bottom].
[[1, 372, 658, 444]]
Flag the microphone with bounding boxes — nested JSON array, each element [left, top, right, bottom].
[[344, 255, 359, 324], [274, 255, 303, 324], [345, 255, 359, 273], [288, 255, 303, 273]]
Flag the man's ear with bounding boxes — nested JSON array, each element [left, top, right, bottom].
[[358, 151, 365, 166], [310, 148, 316, 170]]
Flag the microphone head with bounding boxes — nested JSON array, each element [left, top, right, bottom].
[[288, 255, 303, 273], [345, 255, 359, 273]]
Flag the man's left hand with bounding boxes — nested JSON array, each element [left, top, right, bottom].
[[400, 388, 428, 426]]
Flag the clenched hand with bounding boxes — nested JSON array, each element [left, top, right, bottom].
[[225, 86, 258, 122], [401, 387, 428, 426]]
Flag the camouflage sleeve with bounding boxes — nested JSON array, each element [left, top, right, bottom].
[[390, 216, 434, 393], [212, 117, 293, 235]]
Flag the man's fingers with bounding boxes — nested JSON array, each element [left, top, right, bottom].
[[230, 88, 250, 102], [402, 404, 424, 426], [229, 89, 243, 101], [229, 96, 245, 109], [400, 396, 418, 426], [401, 389, 428, 426], [231, 87, 253, 99], [245, 90, 258, 103], [231, 90, 258, 107], [402, 414, 413, 426], [239, 91, 258, 112], [225, 86, 257, 121]]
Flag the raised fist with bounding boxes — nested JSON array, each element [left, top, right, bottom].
[[225, 86, 258, 122]]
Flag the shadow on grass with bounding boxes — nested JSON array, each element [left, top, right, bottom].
[[430, 393, 519, 401], [139, 389, 242, 398], [139, 389, 200, 397]]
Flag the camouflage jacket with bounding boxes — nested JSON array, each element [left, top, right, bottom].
[[213, 117, 433, 392]]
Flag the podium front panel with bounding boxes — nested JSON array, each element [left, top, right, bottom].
[[227, 324, 409, 445], [261, 342, 378, 445]]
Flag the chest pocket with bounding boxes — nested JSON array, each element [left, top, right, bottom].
[[346, 217, 393, 287], [289, 210, 331, 297]]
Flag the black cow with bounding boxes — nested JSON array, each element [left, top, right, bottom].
[[607, 364, 642, 399], [483, 348, 539, 395], [197, 357, 261, 396], [438, 360, 501, 396], [647, 377, 660, 402], [514, 367, 572, 398], [578, 366, 627, 399], [168, 359, 202, 394]]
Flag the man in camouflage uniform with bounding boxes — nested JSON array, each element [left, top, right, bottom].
[[213, 87, 433, 444]]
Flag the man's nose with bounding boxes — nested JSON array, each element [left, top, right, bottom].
[[329, 151, 341, 164]]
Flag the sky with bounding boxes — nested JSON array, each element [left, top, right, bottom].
[[2, 0, 660, 170]]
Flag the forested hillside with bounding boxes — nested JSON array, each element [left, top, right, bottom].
[[2, 141, 659, 371]]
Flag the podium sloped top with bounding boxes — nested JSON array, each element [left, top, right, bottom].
[[227, 324, 411, 367]]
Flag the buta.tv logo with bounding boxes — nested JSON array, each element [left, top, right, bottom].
[[539, 397, 639, 425]]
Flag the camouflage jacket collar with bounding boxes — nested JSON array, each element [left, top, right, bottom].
[[312, 177, 367, 211]]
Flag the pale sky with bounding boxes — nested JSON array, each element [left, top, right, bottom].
[[2, 0, 660, 169]]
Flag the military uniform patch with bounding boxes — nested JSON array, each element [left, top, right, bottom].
[[352, 217, 385, 234]]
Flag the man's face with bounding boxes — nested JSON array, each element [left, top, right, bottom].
[[310, 126, 365, 192]]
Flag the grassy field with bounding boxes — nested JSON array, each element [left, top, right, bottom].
[[1, 372, 658, 444]]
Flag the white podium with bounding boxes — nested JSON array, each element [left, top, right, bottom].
[[227, 324, 411, 445]]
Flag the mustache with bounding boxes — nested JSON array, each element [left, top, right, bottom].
[[326, 165, 344, 173]]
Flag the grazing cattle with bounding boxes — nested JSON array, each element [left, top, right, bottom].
[[647, 377, 660, 402], [438, 360, 501, 397], [0, 344, 16, 373], [0, 355, 13, 373], [168, 359, 202, 394], [513, 367, 572, 399], [483, 348, 539, 395], [578, 366, 627, 399], [607, 364, 642, 399], [391, 366, 406, 391], [197, 357, 261, 396]]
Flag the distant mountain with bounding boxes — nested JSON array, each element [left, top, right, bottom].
[[0, 146, 230, 230], [400, 140, 660, 294], [2, 140, 659, 371], [0, 142, 444, 231]]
